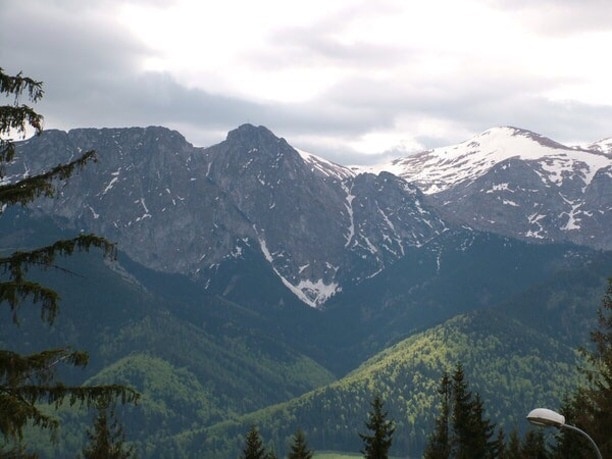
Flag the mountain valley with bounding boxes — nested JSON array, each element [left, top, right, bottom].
[[2, 124, 612, 457]]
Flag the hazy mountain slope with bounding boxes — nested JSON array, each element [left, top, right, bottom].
[[497, 249, 612, 347], [9, 124, 612, 311], [11, 125, 447, 308], [309, 229, 606, 373], [0, 217, 336, 456], [177, 308, 585, 459]]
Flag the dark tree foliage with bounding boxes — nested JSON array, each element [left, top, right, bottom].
[[579, 277, 612, 456], [359, 395, 395, 459], [521, 430, 549, 459], [550, 396, 589, 458], [0, 68, 138, 454], [81, 399, 134, 459], [425, 363, 497, 459], [553, 278, 612, 458], [492, 427, 506, 459], [505, 429, 522, 459], [240, 426, 267, 459], [424, 373, 451, 459], [451, 364, 495, 459], [450, 364, 472, 458], [288, 429, 313, 459], [468, 394, 496, 457]]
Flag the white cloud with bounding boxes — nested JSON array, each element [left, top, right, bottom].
[[1, 0, 611, 163]]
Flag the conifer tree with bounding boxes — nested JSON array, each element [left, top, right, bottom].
[[578, 277, 612, 456], [425, 364, 496, 459], [553, 278, 612, 457], [491, 427, 506, 459], [0, 68, 138, 453], [505, 429, 521, 459], [521, 430, 549, 459], [288, 429, 313, 459], [359, 395, 395, 459], [81, 399, 134, 459], [450, 364, 470, 458], [550, 395, 591, 458], [469, 394, 495, 457], [424, 373, 451, 459], [240, 426, 267, 459], [450, 364, 495, 459]]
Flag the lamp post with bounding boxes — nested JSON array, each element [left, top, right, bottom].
[[526, 408, 602, 459]]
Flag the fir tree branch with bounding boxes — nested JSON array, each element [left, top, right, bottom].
[[0, 234, 116, 324], [0, 69, 44, 103], [0, 349, 89, 387], [0, 68, 139, 452], [0, 150, 96, 206]]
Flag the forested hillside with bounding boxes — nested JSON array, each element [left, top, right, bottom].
[[171, 308, 585, 458], [2, 208, 611, 457]]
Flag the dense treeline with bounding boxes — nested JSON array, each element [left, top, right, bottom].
[[229, 280, 612, 459], [552, 278, 611, 458], [168, 308, 586, 458]]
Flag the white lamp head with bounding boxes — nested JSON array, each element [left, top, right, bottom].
[[527, 408, 565, 428]]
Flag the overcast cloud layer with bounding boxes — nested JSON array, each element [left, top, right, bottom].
[[1, 0, 611, 164]]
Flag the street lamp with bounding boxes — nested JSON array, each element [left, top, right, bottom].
[[527, 408, 602, 459]]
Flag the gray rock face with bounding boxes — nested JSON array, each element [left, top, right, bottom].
[[11, 124, 446, 307], [9, 124, 611, 306], [363, 126, 612, 250]]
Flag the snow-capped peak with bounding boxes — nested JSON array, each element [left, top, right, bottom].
[[358, 126, 612, 194], [296, 148, 356, 180], [581, 137, 612, 156]]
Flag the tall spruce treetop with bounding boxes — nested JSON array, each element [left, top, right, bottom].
[[450, 364, 495, 459], [424, 373, 451, 459], [0, 68, 138, 453], [240, 426, 268, 459], [359, 395, 395, 459], [81, 399, 134, 459], [520, 430, 548, 459], [426, 364, 497, 459], [288, 429, 313, 459]]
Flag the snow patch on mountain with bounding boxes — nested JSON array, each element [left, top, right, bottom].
[[357, 127, 612, 194], [296, 278, 340, 307], [341, 182, 356, 247], [562, 202, 582, 231], [296, 148, 355, 180], [581, 137, 612, 156], [256, 229, 339, 308], [102, 170, 120, 195]]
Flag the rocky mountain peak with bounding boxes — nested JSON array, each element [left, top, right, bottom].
[[9, 123, 611, 308], [478, 126, 572, 150], [362, 126, 611, 193], [416, 128, 612, 250], [225, 124, 286, 148], [584, 137, 612, 156], [350, 126, 612, 250], [12, 125, 447, 308]]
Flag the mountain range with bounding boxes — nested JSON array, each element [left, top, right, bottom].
[[3, 124, 612, 457], [8, 124, 612, 308], [359, 126, 612, 250]]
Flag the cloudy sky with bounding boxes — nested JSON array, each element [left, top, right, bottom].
[[2, 0, 611, 164]]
